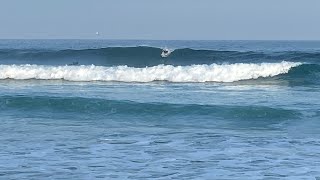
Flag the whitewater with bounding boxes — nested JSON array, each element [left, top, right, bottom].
[[0, 61, 300, 82]]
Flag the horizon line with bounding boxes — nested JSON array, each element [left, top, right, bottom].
[[1, 38, 320, 41]]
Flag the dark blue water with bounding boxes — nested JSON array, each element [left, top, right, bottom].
[[0, 40, 320, 179]]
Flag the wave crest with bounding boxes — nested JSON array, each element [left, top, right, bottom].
[[1, 46, 317, 66], [0, 61, 301, 82]]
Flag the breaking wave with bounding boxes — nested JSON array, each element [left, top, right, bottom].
[[0, 61, 301, 82], [1, 46, 319, 66]]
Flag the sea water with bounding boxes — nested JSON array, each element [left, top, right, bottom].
[[0, 40, 320, 179]]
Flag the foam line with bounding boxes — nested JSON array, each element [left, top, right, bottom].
[[0, 61, 301, 82]]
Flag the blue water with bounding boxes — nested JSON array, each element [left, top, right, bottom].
[[0, 40, 320, 179]]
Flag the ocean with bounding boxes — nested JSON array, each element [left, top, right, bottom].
[[0, 40, 320, 179]]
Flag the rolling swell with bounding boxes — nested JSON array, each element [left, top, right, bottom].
[[0, 95, 300, 121], [1, 46, 320, 66], [0, 47, 164, 66], [277, 64, 320, 85]]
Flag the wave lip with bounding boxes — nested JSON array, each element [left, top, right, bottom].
[[0, 61, 301, 83]]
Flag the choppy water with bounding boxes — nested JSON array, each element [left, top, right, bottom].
[[0, 40, 320, 179]]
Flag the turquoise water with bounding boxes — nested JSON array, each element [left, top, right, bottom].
[[0, 40, 320, 179]]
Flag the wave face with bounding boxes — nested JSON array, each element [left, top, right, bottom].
[[1, 46, 319, 66], [0, 61, 300, 82]]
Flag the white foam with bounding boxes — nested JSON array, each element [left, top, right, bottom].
[[0, 61, 301, 82]]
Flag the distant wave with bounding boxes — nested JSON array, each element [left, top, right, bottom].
[[0, 61, 300, 82], [1, 46, 319, 66]]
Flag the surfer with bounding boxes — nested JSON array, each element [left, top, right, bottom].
[[161, 48, 171, 58]]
